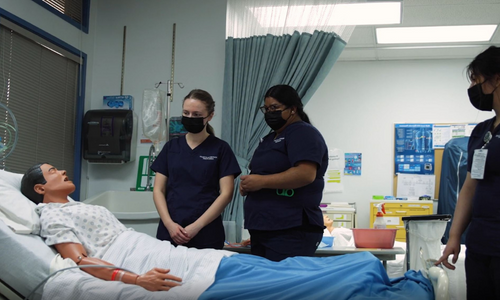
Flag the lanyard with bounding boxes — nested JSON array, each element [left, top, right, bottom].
[[482, 131, 492, 149]]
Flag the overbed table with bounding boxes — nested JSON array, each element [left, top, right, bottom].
[[223, 245, 405, 270]]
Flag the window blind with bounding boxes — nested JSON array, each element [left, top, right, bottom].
[[43, 0, 83, 24], [0, 24, 79, 180]]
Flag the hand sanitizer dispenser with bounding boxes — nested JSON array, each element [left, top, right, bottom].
[[83, 109, 137, 163]]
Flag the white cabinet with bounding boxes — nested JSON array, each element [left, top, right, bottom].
[[321, 203, 356, 229]]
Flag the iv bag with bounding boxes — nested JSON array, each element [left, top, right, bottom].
[[142, 89, 167, 143]]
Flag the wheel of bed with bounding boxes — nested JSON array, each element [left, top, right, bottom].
[[0, 169, 451, 300]]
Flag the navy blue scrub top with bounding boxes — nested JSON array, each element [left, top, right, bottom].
[[244, 121, 328, 231], [151, 135, 241, 227], [466, 117, 500, 256]]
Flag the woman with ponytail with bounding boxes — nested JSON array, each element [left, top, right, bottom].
[[240, 84, 329, 261], [151, 89, 241, 249]]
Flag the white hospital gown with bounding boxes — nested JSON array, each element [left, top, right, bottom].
[[35, 202, 129, 258], [324, 227, 355, 247]]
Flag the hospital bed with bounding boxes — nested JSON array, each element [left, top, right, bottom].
[[0, 169, 449, 300]]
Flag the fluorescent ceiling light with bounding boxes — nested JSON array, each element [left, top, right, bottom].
[[252, 2, 401, 27], [376, 25, 498, 44]]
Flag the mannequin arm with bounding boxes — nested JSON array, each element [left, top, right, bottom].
[[428, 266, 450, 300], [54, 243, 138, 284], [55, 243, 182, 291]]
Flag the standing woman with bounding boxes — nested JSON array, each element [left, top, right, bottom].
[[151, 89, 241, 249], [436, 46, 500, 299], [240, 84, 328, 261]]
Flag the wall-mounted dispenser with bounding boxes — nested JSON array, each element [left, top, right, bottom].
[[83, 109, 137, 163]]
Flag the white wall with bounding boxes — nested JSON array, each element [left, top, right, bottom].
[[84, 0, 226, 199], [306, 59, 494, 228]]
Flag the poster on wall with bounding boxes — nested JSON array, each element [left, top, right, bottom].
[[433, 123, 477, 149], [395, 124, 434, 175], [324, 148, 344, 193], [396, 174, 436, 198], [344, 153, 362, 176]]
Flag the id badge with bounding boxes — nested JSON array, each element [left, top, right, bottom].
[[471, 149, 488, 179]]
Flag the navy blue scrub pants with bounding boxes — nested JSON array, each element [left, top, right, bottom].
[[465, 249, 500, 300], [249, 227, 323, 262]]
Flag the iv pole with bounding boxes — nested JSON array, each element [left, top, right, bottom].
[[165, 23, 176, 143], [146, 23, 182, 191]]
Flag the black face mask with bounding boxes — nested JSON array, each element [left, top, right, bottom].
[[264, 109, 290, 131], [181, 116, 206, 134], [467, 83, 495, 111]]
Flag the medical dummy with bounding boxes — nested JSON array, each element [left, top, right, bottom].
[[21, 163, 183, 292], [323, 214, 334, 234], [322, 215, 354, 247], [21, 163, 434, 300]]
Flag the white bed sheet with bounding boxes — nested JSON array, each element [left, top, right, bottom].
[[0, 219, 57, 299]]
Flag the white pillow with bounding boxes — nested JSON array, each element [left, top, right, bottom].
[[0, 169, 40, 234]]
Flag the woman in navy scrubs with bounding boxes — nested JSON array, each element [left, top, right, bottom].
[[240, 84, 328, 261], [437, 46, 500, 299], [151, 89, 241, 249]]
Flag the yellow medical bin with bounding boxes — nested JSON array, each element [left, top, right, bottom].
[[369, 200, 433, 242]]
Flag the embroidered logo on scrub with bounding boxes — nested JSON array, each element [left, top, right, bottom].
[[199, 155, 217, 160], [276, 189, 294, 197], [274, 137, 285, 143]]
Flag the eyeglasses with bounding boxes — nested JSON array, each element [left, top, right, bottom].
[[259, 104, 288, 114]]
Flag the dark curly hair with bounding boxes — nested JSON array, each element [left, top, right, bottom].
[[20, 163, 47, 204]]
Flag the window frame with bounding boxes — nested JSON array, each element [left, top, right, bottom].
[[0, 7, 86, 200], [32, 0, 90, 34]]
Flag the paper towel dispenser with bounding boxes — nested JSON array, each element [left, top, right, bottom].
[[83, 109, 137, 163]]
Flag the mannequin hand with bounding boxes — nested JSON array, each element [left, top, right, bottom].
[[240, 175, 263, 192], [435, 238, 460, 270], [167, 223, 190, 245], [136, 268, 182, 291]]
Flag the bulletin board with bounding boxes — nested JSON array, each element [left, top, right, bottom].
[[393, 123, 476, 199]]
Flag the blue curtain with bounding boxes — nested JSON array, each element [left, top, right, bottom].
[[221, 30, 346, 241]]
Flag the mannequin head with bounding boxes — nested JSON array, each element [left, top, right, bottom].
[[323, 214, 334, 232], [21, 163, 74, 204], [323, 214, 333, 226]]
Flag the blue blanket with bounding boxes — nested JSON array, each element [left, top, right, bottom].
[[200, 252, 433, 300]]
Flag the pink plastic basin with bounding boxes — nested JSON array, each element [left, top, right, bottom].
[[352, 228, 397, 249]]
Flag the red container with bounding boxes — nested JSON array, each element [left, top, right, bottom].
[[352, 228, 397, 249]]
